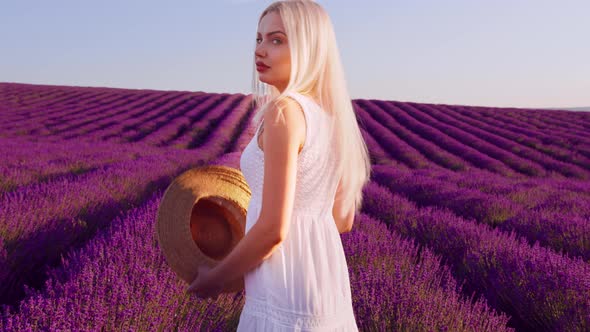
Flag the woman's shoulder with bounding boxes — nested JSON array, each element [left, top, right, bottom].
[[288, 91, 320, 109], [262, 95, 307, 145]]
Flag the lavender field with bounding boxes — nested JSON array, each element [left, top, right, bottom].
[[0, 82, 589, 331]]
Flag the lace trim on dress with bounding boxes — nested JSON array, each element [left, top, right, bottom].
[[242, 295, 355, 329]]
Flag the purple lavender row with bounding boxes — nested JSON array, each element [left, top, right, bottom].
[[408, 102, 590, 177], [119, 94, 216, 143], [401, 164, 590, 202], [142, 94, 229, 146], [85, 93, 187, 143], [0, 84, 88, 120], [0, 184, 512, 331], [349, 102, 412, 168], [503, 108, 590, 136], [443, 103, 590, 170], [491, 106, 590, 140], [453, 104, 590, 162], [344, 213, 513, 331], [0, 85, 72, 117], [540, 108, 590, 128], [167, 94, 243, 149], [470, 104, 590, 138], [356, 99, 473, 172], [523, 106, 590, 131], [358, 127, 402, 167], [461, 104, 590, 160], [1, 89, 109, 129], [505, 106, 590, 158], [0, 137, 178, 194], [505, 110, 590, 138], [372, 166, 590, 261], [431, 103, 590, 172], [139, 94, 238, 147], [57, 92, 180, 140], [28, 90, 162, 137], [0, 88, 101, 134], [0, 84, 206, 134], [353, 102, 440, 170], [0, 190, 236, 331], [357, 99, 519, 176], [0, 144, 214, 307], [183, 95, 253, 154], [383, 100, 572, 179], [0, 83, 172, 126], [223, 94, 328, 158], [64, 91, 185, 141], [577, 143, 590, 160], [9, 91, 140, 140], [0, 82, 32, 103], [45, 92, 149, 133], [361, 174, 590, 331], [461, 104, 590, 148], [210, 96, 291, 158], [101, 93, 201, 142], [219, 96, 260, 155]]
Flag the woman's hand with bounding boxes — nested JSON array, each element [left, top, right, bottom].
[[185, 265, 224, 300]]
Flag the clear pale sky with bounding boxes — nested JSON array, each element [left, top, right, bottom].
[[1, 0, 589, 109]]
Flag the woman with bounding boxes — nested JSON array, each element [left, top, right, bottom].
[[187, 1, 371, 330]]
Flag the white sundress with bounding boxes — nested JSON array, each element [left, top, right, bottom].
[[237, 91, 359, 331]]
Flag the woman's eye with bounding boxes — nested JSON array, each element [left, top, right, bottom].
[[256, 37, 282, 44]]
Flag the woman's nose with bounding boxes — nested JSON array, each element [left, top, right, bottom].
[[255, 44, 265, 57]]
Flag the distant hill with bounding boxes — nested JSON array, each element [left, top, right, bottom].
[[540, 106, 590, 112], [547, 106, 590, 112]]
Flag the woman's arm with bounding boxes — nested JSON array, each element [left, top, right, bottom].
[[208, 218, 282, 286], [334, 201, 356, 234], [332, 176, 356, 234], [209, 96, 306, 287]]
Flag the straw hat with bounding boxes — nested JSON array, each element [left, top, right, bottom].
[[156, 165, 251, 293]]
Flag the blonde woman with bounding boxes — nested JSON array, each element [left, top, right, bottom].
[[187, 0, 371, 330]]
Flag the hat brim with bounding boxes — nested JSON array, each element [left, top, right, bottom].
[[156, 165, 251, 293]]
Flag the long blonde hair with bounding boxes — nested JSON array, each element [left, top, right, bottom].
[[249, 0, 371, 216]]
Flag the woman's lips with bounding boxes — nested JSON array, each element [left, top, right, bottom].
[[256, 65, 269, 72], [256, 61, 269, 72]]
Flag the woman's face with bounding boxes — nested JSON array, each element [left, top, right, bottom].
[[255, 11, 291, 93]]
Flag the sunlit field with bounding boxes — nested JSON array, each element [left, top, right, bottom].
[[1, 82, 589, 331]]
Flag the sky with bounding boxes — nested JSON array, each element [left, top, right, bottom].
[[1, 0, 589, 109]]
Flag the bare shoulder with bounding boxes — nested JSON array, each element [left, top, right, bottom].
[[267, 95, 305, 127], [261, 96, 306, 153]]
